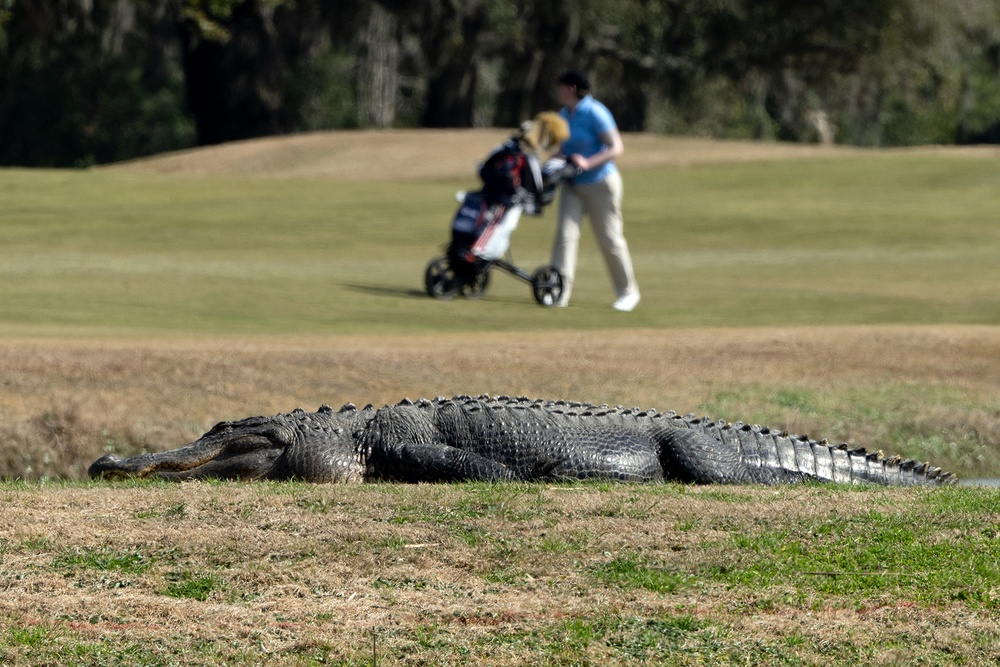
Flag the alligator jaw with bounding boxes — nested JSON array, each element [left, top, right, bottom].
[[87, 433, 282, 481], [87, 448, 236, 480], [88, 454, 145, 480]]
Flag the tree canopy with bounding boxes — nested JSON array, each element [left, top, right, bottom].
[[3, 0, 1000, 166]]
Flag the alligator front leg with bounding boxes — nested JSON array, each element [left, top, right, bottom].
[[368, 442, 522, 483]]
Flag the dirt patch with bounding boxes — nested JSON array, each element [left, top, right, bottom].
[[101, 130, 1000, 182]]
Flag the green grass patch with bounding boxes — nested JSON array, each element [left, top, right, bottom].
[[710, 503, 1000, 608], [1, 625, 186, 666], [161, 569, 224, 601], [543, 615, 710, 662], [51, 546, 152, 575], [5, 625, 49, 649], [593, 552, 688, 593]]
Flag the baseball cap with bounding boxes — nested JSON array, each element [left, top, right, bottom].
[[555, 69, 591, 91]]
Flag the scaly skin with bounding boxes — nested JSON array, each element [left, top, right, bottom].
[[89, 395, 958, 486]]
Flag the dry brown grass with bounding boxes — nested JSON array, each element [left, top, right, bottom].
[[2, 480, 997, 665], [103, 129, 1000, 182], [102, 131, 859, 181], [3, 325, 999, 481]]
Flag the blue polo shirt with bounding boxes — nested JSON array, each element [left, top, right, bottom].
[[560, 94, 619, 186]]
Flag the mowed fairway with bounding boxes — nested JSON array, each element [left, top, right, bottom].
[[1, 133, 999, 665], [3, 133, 1000, 334]]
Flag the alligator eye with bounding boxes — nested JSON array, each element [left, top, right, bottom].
[[207, 421, 234, 436]]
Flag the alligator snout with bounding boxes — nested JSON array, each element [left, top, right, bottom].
[[88, 454, 133, 479]]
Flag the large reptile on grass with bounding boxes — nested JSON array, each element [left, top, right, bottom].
[[89, 395, 956, 485]]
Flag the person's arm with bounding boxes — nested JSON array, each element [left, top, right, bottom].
[[568, 127, 623, 172]]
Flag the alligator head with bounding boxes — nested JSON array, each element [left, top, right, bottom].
[[89, 407, 366, 482]]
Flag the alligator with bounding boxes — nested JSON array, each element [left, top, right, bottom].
[[88, 395, 957, 486]]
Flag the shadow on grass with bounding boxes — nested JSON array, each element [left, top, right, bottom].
[[343, 283, 535, 306], [342, 283, 426, 299]]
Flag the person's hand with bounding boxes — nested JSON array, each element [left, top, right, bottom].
[[569, 154, 590, 171]]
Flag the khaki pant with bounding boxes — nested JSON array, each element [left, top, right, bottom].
[[550, 170, 638, 305]]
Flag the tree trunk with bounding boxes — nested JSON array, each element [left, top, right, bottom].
[[357, 3, 399, 128]]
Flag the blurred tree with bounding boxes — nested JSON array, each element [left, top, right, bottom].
[[874, 0, 1000, 145], [4, 0, 1000, 167], [356, 2, 398, 128], [178, 0, 318, 144], [0, 0, 194, 166]]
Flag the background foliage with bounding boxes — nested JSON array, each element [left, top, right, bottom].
[[4, 0, 1000, 167]]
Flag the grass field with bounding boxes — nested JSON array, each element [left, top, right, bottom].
[[1, 132, 999, 665], [3, 135, 1000, 335]]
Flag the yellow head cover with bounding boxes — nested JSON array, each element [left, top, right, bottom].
[[521, 111, 570, 154]]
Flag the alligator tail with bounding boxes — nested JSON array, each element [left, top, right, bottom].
[[670, 413, 957, 486]]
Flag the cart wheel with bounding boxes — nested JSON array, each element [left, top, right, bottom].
[[531, 266, 564, 307], [460, 267, 490, 299], [424, 257, 460, 300]]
